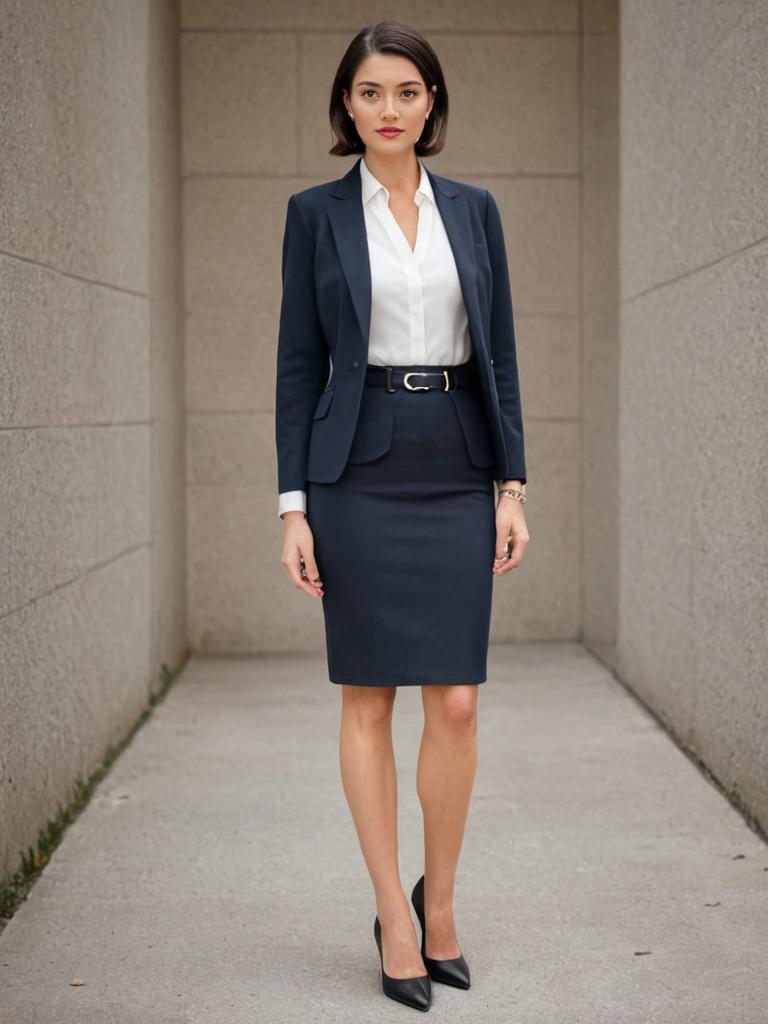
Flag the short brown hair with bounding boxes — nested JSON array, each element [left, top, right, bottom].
[[328, 22, 449, 158]]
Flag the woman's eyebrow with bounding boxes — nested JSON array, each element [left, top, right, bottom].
[[355, 80, 422, 88]]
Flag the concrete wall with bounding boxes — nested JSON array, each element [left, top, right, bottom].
[[617, 0, 768, 830], [0, 0, 187, 882], [581, 2, 620, 669], [182, 0, 595, 651]]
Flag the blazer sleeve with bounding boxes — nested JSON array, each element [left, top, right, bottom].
[[274, 194, 331, 494], [484, 189, 526, 485]]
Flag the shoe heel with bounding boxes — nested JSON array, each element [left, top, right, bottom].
[[410, 875, 471, 989], [374, 915, 432, 1011]]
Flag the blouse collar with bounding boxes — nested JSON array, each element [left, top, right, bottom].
[[360, 155, 434, 207]]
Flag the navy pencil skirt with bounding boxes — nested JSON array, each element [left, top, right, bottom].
[[306, 357, 498, 687]]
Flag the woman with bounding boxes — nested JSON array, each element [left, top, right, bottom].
[[275, 21, 529, 1012]]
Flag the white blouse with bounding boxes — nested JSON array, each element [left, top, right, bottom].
[[277, 156, 473, 518]]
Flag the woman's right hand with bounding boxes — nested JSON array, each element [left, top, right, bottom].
[[280, 512, 325, 597]]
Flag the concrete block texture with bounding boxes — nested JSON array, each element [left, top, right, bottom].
[[0, 0, 150, 292], [581, 17, 620, 669], [0, 0, 187, 884], [619, 1, 768, 829], [0, 260, 150, 427], [0, 551, 152, 880], [620, 0, 768, 298], [182, 0, 580, 32], [147, 0, 190, 688], [618, 239, 768, 829], [181, 31, 297, 175], [0, 425, 150, 618]]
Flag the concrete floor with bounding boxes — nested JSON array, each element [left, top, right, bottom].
[[1, 642, 766, 1023]]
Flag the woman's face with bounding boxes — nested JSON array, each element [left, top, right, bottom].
[[343, 52, 436, 155]]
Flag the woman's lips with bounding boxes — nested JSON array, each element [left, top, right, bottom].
[[377, 128, 403, 137]]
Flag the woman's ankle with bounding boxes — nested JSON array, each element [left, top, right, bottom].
[[375, 892, 412, 926]]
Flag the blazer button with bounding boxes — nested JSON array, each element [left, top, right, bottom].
[[491, 358, 495, 365], [353, 360, 359, 367]]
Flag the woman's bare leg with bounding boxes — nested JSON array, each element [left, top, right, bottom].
[[416, 684, 479, 958], [339, 684, 426, 978]]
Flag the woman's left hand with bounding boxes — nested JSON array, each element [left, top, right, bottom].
[[492, 497, 530, 575]]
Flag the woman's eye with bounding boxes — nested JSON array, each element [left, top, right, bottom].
[[360, 89, 418, 99]]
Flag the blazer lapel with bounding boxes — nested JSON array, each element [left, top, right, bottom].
[[429, 169, 486, 357], [328, 159, 372, 351], [327, 156, 486, 357]]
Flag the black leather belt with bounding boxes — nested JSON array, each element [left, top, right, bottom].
[[364, 361, 479, 392]]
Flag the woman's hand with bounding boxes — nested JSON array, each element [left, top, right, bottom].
[[492, 490, 530, 575], [280, 512, 325, 597]]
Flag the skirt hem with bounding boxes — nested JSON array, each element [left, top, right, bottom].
[[328, 672, 488, 687]]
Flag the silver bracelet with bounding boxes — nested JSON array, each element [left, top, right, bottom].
[[498, 488, 527, 504]]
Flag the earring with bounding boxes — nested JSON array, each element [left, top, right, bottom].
[[349, 112, 354, 119]]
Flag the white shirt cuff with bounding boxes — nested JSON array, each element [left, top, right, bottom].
[[278, 490, 307, 519]]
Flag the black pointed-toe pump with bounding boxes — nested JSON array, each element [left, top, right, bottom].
[[410, 875, 471, 989], [373, 915, 432, 1011]]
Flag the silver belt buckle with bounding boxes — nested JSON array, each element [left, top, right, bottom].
[[403, 370, 451, 391]]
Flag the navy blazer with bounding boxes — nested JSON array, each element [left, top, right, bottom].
[[275, 156, 526, 493]]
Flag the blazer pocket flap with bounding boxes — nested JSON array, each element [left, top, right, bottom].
[[312, 388, 335, 419], [346, 391, 395, 464], [448, 389, 494, 468]]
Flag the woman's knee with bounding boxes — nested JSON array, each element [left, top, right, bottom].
[[341, 684, 396, 728], [424, 685, 478, 731]]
